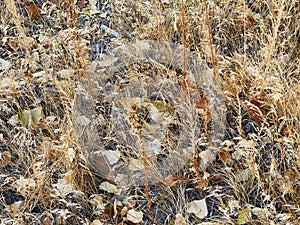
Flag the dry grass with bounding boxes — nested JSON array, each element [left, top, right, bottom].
[[0, 0, 299, 224]]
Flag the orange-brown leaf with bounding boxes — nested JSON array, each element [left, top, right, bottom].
[[164, 175, 180, 187], [196, 173, 210, 189], [250, 98, 263, 109], [218, 149, 233, 166], [77, 0, 87, 9], [25, 2, 41, 21], [245, 100, 263, 123], [195, 95, 211, 121], [195, 95, 209, 109]]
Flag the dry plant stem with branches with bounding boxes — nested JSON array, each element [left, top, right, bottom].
[[136, 127, 153, 220]]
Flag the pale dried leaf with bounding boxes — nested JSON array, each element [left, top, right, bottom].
[[8, 115, 18, 126], [58, 69, 74, 79], [67, 148, 75, 163], [99, 181, 120, 194], [91, 219, 104, 225], [51, 178, 74, 197], [115, 173, 129, 187], [175, 213, 187, 225], [0, 58, 12, 70], [127, 209, 143, 223], [129, 158, 143, 171], [103, 150, 120, 165], [7, 201, 23, 217], [1, 77, 17, 88], [199, 150, 215, 171], [121, 98, 142, 112], [252, 207, 269, 220], [32, 70, 46, 78], [95, 55, 119, 68], [15, 176, 36, 197], [237, 208, 251, 224], [31, 107, 43, 125], [89, 195, 104, 207], [76, 115, 91, 126], [186, 199, 208, 219], [237, 139, 257, 151]]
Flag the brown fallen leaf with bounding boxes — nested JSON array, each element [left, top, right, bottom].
[[88, 151, 115, 183], [218, 148, 233, 166], [244, 100, 263, 123], [0, 151, 11, 167], [196, 172, 210, 189], [41, 217, 52, 225], [164, 175, 180, 187], [6, 37, 19, 50], [195, 95, 211, 121], [77, 0, 87, 9], [25, 1, 41, 21], [164, 175, 188, 187], [250, 98, 263, 109]]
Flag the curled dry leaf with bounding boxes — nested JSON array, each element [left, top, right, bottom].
[[64, 170, 74, 184], [77, 0, 87, 9], [41, 217, 52, 225], [67, 148, 75, 163], [195, 172, 210, 189]]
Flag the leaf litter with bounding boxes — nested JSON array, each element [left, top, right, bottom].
[[0, 0, 300, 224], [74, 40, 227, 187]]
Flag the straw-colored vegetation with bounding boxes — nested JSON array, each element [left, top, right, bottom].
[[0, 0, 299, 224]]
